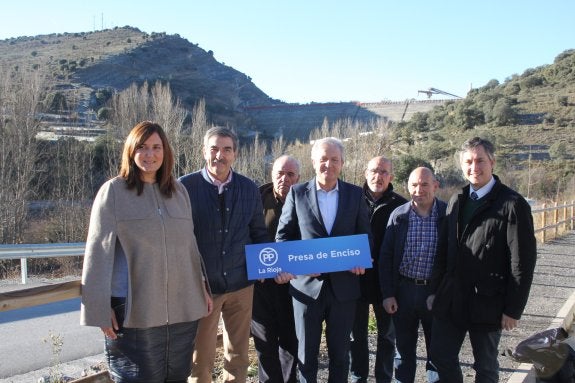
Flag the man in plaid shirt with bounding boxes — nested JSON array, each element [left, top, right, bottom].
[[379, 167, 446, 383]]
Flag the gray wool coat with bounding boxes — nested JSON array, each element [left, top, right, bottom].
[[81, 177, 209, 328]]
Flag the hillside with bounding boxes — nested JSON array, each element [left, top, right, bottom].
[[388, 49, 575, 199], [1, 27, 574, 250], [0, 26, 276, 128], [1, 27, 573, 170], [0, 26, 445, 140]]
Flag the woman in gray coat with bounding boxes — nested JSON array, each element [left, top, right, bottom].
[[81, 121, 212, 383]]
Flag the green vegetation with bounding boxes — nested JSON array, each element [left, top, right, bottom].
[[390, 49, 575, 201]]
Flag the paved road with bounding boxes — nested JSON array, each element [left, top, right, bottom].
[[0, 297, 103, 379]]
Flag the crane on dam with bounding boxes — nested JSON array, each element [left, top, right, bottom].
[[418, 87, 462, 99]]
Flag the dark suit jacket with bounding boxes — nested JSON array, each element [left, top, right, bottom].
[[276, 178, 372, 304], [431, 176, 537, 331]]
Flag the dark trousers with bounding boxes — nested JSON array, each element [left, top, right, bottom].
[[350, 299, 395, 383], [292, 283, 357, 383], [430, 316, 502, 383], [106, 298, 198, 383], [393, 279, 436, 383], [251, 280, 298, 383]]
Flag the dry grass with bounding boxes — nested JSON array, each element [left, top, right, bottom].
[[211, 336, 259, 382], [210, 310, 378, 382]]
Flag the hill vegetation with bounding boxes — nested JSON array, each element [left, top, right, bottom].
[[0, 27, 574, 278], [0, 26, 276, 128], [390, 49, 575, 199]]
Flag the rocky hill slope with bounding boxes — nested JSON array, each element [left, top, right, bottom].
[[0, 26, 445, 140], [0, 26, 276, 128]]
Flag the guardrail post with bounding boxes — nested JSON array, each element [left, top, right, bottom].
[[541, 203, 547, 243], [21, 258, 28, 285], [554, 201, 559, 239]]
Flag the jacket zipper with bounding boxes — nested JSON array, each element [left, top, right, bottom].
[[152, 185, 169, 325]]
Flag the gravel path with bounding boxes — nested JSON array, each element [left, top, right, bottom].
[[1, 232, 574, 382]]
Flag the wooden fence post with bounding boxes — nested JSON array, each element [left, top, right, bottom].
[[541, 203, 547, 243], [554, 201, 559, 238], [564, 201, 569, 232], [569, 200, 575, 230]]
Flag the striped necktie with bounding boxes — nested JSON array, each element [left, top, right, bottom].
[[470, 191, 479, 200]]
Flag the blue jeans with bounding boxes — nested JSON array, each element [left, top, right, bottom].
[[430, 316, 502, 383], [350, 299, 395, 383], [392, 279, 435, 383]]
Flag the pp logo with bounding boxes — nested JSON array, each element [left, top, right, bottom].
[[259, 247, 279, 266]]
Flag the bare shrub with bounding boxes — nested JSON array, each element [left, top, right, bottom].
[[0, 68, 48, 244]]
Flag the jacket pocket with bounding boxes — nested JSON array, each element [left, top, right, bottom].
[[469, 283, 505, 326]]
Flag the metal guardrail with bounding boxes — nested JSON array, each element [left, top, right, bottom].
[[0, 242, 85, 258], [0, 242, 85, 284]]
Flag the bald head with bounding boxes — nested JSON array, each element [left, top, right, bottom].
[[407, 167, 439, 216], [364, 156, 394, 199], [271, 155, 300, 201]]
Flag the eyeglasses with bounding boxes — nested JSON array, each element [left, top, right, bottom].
[[367, 168, 390, 176]]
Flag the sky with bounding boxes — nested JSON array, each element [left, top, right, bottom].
[[2, 1, 574, 104]]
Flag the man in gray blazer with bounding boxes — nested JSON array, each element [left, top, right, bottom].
[[276, 137, 371, 383]]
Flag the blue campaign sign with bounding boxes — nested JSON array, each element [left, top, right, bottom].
[[245, 234, 371, 280]]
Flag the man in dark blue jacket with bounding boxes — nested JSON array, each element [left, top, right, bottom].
[[379, 167, 446, 383], [429, 137, 537, 383], [180, 126, 268, 383]]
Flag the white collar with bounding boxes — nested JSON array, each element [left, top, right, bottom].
[[470, 176, 495, 199]]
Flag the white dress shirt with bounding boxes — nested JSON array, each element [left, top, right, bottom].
[[470, 176, 496, 199], [316, 180, 339, 235]]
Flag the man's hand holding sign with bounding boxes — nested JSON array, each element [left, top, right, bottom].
[[268, 137, 372, 382], [245, 234, 371, 280]]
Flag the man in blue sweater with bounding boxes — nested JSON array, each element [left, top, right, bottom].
[[380, 167, 446, 383], [180, 126, 268, 383]]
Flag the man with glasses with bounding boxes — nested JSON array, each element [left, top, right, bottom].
[[350, 156, 407, 383]]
